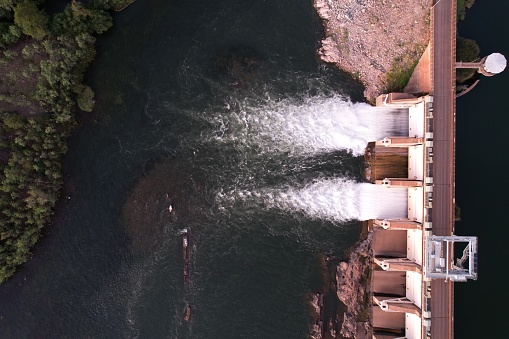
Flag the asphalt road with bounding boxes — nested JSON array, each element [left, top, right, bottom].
[[430, 0, 455, 338]]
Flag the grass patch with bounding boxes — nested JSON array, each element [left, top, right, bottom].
[[384, 44, 426, 92], [328, 27, 349, 54], [369, 15, 379, 25], [385, 60, 417, 92]]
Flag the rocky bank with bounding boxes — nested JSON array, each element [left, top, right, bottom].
[[336, 233, 372, 338], [314, 0, 432, 100], [308, 234, 373, 339]]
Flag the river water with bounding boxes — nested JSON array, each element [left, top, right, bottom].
[[455, 1, 509, 338], [0, 0, 505, 338], [0, 0, 375, 337]]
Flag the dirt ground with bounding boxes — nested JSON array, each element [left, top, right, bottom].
[[314, 0, 432, 101], [0, 39, 47, 116]]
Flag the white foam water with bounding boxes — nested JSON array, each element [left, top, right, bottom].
[[208, 95, 408, 155], [222, 178, 408, 223]]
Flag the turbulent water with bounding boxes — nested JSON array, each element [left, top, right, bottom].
[[219, 179, 408, 223], [205, 95, 408, 156], [0, 0, 411, 338]]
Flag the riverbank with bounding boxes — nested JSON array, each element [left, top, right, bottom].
[[310, 2, 433, 335], [313, 0, 432, 101], [0, 0, 134, 283], [335, 233, 372, 338], [309, 232, 372, 339]]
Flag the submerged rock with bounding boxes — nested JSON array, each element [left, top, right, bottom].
[[309, 292, 324, 339], [216, 45, 264, 88]]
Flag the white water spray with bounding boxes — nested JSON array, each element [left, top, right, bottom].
[[221, 178, 408, 223], [209, 95, 408, 155]]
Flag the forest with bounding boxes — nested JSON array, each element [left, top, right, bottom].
[[0, 0, 133, 283]]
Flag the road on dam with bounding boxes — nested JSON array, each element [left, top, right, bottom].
[[430, 0, 455, 338]]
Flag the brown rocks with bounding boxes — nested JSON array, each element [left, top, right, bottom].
[[309, 292, 324, 339], [318, 37, 342, 63], [308, 237, 375, 339], [336, 233, 373, 338], [314, 0, 332, 20], [313, 0, 432, 101]]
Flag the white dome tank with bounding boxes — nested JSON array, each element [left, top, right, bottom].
[[483, 53, 507, 74]]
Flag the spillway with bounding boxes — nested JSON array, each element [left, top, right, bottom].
[[221, 178, 408, 223], [207, 95, 408, 155]]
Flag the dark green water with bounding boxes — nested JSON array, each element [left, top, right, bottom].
[[0, 0, 371, 338], [456, 1, 509, 338]]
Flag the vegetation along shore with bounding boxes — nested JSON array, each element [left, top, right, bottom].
[[0, 0, 133, 283]]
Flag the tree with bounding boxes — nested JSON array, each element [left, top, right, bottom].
[[51, 3, 112, 36], [13, 1, 48, 40], [87, 9, 112, 34], [0, 22, 22, 47], [3, 112, 25, 130], [0, 0, 119, 285], [457, 0, 476, 21], [0, 0, 13, 11], [456, 37, 480, 83], [77, 85, 95, 112]]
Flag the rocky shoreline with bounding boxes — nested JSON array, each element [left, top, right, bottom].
[[308, 2, 435, 336], [313, 0, 432, 101], [309, 234, 373, 339], [335, 234, 372, 339]]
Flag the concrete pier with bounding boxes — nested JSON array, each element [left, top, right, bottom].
[[371, 219, 422, 231], [376, 137, 424, 147], [374, 296, 421, 317], [376, 179, 423, 188], [352, 0, 493, 336], [374, 258, 422, 273]]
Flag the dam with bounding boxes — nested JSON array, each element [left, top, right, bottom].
[[355, 0, 508, 337], [368, 94, 477, 339], [1, 0, 506, 337]]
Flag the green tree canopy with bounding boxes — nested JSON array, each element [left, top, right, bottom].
[[77, 85, 95, 112], [458, 0, 476, 21], [0, 0, 13, 11], [0, 0, 122, 284], [13, 1, 48, 40], [456, 37, 480, 83], [457, 37, 480, 62], [51, 3, 112, 36]]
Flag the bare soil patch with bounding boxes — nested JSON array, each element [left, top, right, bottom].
[[314, 0, 432, 101], [0, 38, 48, 116]]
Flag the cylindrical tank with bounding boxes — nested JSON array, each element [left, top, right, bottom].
[[482, 53, 507, 75]]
